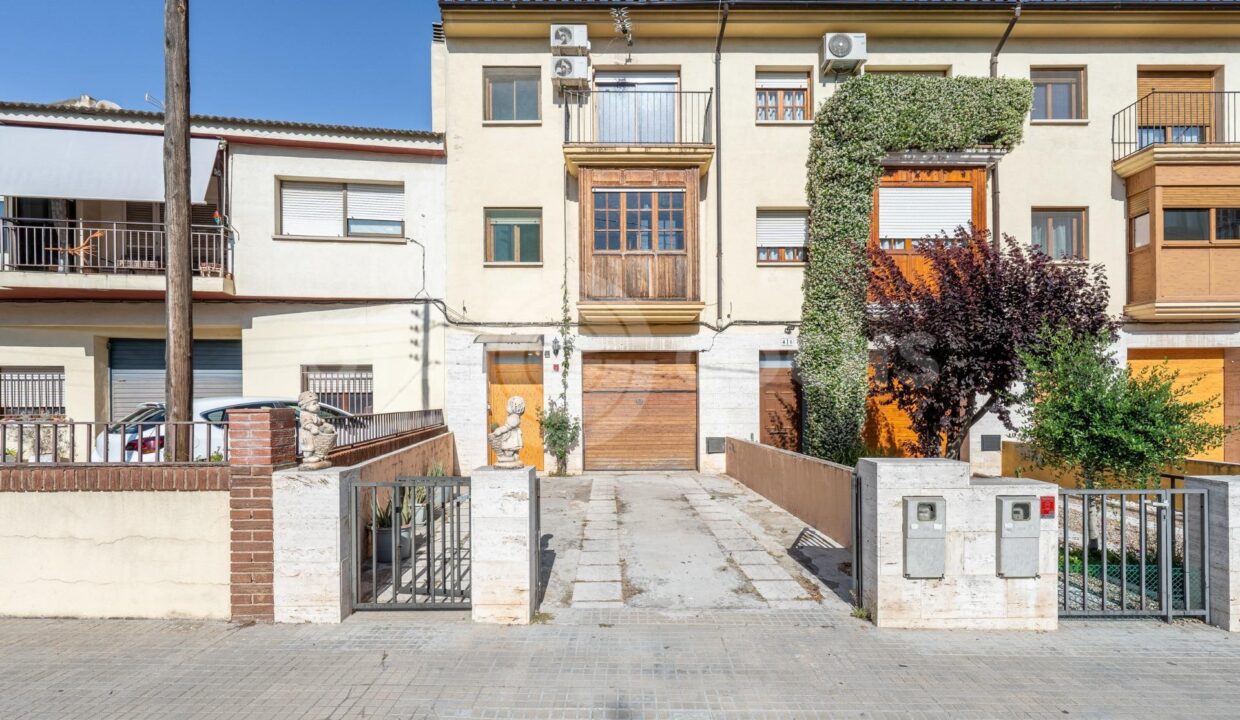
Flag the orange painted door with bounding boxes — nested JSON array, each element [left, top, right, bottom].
[[487, 351, 544, 470]]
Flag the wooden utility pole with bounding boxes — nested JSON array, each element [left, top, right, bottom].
[[164, 0, 193, 459]]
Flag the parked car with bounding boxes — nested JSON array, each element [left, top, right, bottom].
[[91, 396, 353, 462]]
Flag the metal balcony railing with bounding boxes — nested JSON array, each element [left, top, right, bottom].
[[1112, 90, 1240, 162], [564, 89, 713, 146], [0, 217, 233, 278]]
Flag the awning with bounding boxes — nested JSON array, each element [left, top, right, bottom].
[[474, 334, 544, 352], [0, 125, 219, 203]]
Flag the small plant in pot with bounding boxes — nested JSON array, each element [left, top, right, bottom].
[[372, 492, 413, 563]]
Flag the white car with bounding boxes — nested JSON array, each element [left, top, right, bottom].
[[91, 396, 353, 462]]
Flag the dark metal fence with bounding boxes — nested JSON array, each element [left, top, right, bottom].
[[327, 409, 444, 449], [0, 217, 233, 277], [1112, 90, 1239, 161], [352, 476, 470, 610], [0, 367, 65, 418], [564, 89, 713, 145], [0, 419, 229, 464], [1059, 488, 1209, 622]]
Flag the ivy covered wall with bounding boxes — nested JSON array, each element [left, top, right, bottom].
[[800, 73, 1034, 463]]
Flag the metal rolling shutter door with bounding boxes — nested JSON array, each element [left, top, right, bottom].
[[109, 339, 242, 420]]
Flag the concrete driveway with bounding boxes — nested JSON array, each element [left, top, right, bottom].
[[536, 472, 854, 614]]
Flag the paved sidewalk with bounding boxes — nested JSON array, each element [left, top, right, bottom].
[[2, 612, 1239, 719]]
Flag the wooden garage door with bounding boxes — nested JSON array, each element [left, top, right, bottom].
[[583, 352, 697, 471]]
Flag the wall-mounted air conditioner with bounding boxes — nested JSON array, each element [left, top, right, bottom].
[[551, 56, 589, 87], [550, 24, 590, 55], [821, 33, 868, 75]]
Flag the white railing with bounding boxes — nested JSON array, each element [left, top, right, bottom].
[[0, 217, 232, 277]]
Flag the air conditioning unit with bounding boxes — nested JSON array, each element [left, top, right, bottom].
[[551, 56, 589, 87], [550, 24, 589, 55], [821, 32, 868, 75]]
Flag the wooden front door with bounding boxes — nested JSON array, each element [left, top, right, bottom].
[[487, 351, 544, 470], [759, 351, 801, 452], [582, 352, 697, 471]]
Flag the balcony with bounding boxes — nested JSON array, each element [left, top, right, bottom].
[[0, 218, 234, 296], [562, 89, 715, 175], [1112, 91, 1240, 171]]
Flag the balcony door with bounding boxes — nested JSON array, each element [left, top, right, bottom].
[[1136, 69, 1218, 149], [594, 71, 679, 145]]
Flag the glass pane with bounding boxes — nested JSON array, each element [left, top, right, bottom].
[[1217, 208, 1240, 241], [1031, 85, 1048, 120], [518, 222, 541, 262], [1164, 209, 1210, 241], [489, 79, 515, 121], [1030, 214, 1048, 252], [1049, 83, 1074, 119], [491, 224, 515, 261], [1133, 213, 1151, 248], [347, 218, 402, 236], [1138, 126, 1165, 149], [513, 78, 539, 120], [1172, 126, 1204, 144]]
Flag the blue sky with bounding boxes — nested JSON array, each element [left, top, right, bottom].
[[0, 0, 441, 130]]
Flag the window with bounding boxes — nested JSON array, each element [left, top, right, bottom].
[[0, 367, 65, 418], [756, 210, 809, 263], [279, 181, 404, 239], [1162, 207, 1240, 243], [484, 68, 540, 122], [485, 209, 542, 264], [1218, 208, 1240, 241], [1031, 68, 1086, 121], [1031, 209, 1087, 259], [591, 190, 685, 252], [877, 186, 973, 250], [301, 365, 374, 415], [1132, 213, 1151, 249], [755, 71, 810, 122]]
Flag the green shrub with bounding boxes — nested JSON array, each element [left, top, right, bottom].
[[539, 399, 580, 477]]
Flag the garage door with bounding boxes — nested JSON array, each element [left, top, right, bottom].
[[583, 352, 697, 471], [109, 339, 242, 420]]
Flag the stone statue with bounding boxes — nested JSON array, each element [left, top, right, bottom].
[[488, 396, 526, 468], [298, 390, 337, 470]]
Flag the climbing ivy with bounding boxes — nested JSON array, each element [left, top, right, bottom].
[[800, 73, 1033, 464]]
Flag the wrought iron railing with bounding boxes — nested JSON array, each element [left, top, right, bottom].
[[1112, 90, 1240, 161], [0, 419, 229, 464], [564, 89, 713, 145], [0, 217, 233, 277], [327, 409, 445, 449]]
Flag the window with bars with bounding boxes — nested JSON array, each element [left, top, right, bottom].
[[0, 367, 66, 418], [592, 190, 685, 253], [755, 71, 810, 122], [279, 181, 405, 239], [300, 365, 374, 415]]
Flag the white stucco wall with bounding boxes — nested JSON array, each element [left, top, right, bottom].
[[0, 491, 230, 619]]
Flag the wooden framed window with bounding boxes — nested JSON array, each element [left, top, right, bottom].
[[484, 67, 540, 122], [592, 189, 685, 253], [756, 210, 809, 263], [0, 366, 65, 419], [1163, 207, 1240, 243], [877, 186, 974, 250], [301, 365, 374, 415], [1131, 213, 1151, 250], [279, 181, 404, 239], [1031, 208, 1088, 259], [485, 208, 542, 264], [1031, 67, 1086, 121], [755, 71, 810, 122]]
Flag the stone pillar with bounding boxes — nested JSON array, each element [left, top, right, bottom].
[[471, 465, 537, 625], [858, 458, 1058, 630], [227, 408, 296, 623], [1185, 475, 1240, 632]]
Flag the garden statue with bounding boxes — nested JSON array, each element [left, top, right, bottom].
[[488, 395, 526, 468], [298, 390, 337, 470]]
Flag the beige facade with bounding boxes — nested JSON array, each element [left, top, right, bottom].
[[438, 4, 1240, 470]]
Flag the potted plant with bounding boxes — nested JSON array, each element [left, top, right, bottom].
[[373, 492, 412, 563]]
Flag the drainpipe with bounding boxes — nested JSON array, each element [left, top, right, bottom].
[[989, 1, 1021, 247], [713, 3, 729, 324]]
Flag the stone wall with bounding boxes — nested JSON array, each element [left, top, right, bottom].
[[858, 458, 1059, 630], [1185, 475, 1240, 632]]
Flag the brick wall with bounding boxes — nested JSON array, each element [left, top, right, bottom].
[[0, 465, 229, 492], [227, 408, 296, 623]]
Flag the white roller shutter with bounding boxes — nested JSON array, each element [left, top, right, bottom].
[[281, 182, 344, 237], [109, 340, 242, 421], [756, 72, 810, 89], [878, 187, 973, 240], [346, 184, 404, 222], [756, 210, 808, 247]]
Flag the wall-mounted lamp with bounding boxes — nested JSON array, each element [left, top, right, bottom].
[[552, 337, 562, 357]]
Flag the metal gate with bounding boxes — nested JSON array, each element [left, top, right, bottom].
[[1059, 488, 1209, 621], [351, 476, 470, 610]]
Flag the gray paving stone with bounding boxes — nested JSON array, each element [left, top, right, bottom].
[[751, 580, 809, 601], [730, 550, 778, 565], [571, 581, 623, 603], [575, 564, 622, 582], [579, 550, 621, 565], [738, 564, 795, 581]]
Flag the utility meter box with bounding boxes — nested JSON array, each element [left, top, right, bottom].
[[903, 496, 946, 579], [996, 495, 1039, 578]]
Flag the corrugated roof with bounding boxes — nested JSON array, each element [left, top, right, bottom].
[[440, 0, 1237, 8], [0, 100, 441, 141]]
